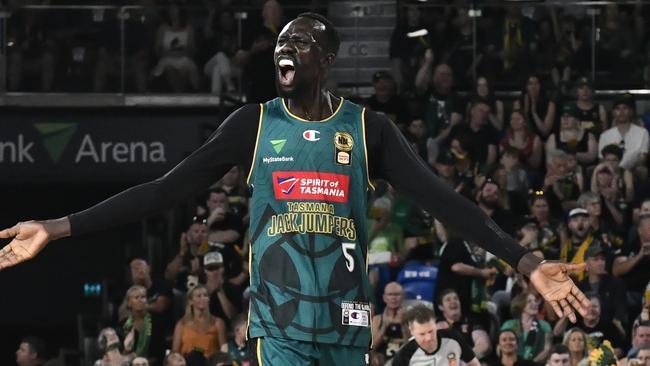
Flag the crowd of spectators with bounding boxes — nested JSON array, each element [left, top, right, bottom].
[[10, 1, 650, 366]]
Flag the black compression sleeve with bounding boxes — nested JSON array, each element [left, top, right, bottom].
[[365, 110, 528, 269], [68, 104, 261, 236]]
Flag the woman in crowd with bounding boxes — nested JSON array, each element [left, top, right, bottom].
[[571, 77, 608, 136], [546, 105, 597, 167], [487, 329, 536, 366], [172, 284, 226, 361], [121, 285, 160, 364], [528, 192, 563, 259], [94, 328, 131, 366], [467, 76, 505, 131], [563, 327, 589, 366], [501, 292, 553, 363], [513, 75, 556, 139], [500, 110, 543, 171]]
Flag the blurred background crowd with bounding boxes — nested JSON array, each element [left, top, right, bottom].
[[3, 0, 650, 366]]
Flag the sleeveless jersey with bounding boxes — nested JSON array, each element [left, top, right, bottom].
[[246, 97, 374, 346]]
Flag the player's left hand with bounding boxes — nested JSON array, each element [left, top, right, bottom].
[[529, 261, 590, 323]]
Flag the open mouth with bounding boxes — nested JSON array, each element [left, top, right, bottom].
[[278, 58, 296, 86]]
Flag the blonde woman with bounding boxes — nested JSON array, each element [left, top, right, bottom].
[[121, 285, 159, 363], [172, 285, 226, 359], [563, 328, 588, 366]]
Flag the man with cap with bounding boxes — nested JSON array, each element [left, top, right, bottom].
[[365, 70, 410, 128], [598, 93, 649, 172], [572, 76, 608, 136], [577, 240, 627, 330], [203, 251, 240, 323], [560, 208, 594, 278]]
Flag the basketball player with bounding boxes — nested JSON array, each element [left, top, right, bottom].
[[0, 13, 588, 365]]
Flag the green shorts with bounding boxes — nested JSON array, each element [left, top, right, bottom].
[[254, 337, 368, 366]]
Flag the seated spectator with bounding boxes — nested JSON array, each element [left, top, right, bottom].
[[172, 285, 226, 360], [627, 322, 650, 359], [477, 179, 516, 236], [203, 251, 240, 323], [635, 346, 650, 366], [570, 77, 608, 136], [577, 192, 624, 256], [544, 150, 582, 213], [213, 166, 249, 221], [131, 357, 149, 366], [546, 344, 571, 366], [16, 336, 47, 366], [484, 329, 535, 366], [371, 282, 406, 359], [513, 75, 557, 139], [163, 352, 186, 366], [368, 196, 404, 263], [562, 328, 588, 366], [594, 144, 635, 209], [560, 208, 594, 272], [528, 192, 563, 260], [613, 215, 650, 313], [546, 104, 597, 167], [598, 94, 649, 178], [152, 3, 200, 92], [570, 294, 624, 356], [576, 242, 627, 332], [94, 328, 130, 366], [392, 304, 480, 366], [121, 285, 162, 364], [466, 76, 505, 132], [627, 199, 650, 249], [165, 216, 209, 292], [436, 289, 491, 359], [501, 292, 553, 362], [365, 71, 410, 128], [500, 109, 543, 172], [221, 314, 254, 365], [448, 100, 498, 168], [404, 118, 429, 165], [500, 147, 529, 213]]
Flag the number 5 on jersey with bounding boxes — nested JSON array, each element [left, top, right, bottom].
[[342, 242, 356, 272]]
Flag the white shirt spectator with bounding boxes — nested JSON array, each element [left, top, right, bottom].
[[598, 124, 649, 170]]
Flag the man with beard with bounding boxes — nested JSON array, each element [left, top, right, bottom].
[[1, 13, 590, 365], [560, 208, 595, 279], [477, 179, 515, 236]]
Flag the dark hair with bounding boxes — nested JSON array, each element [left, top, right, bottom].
[[634, 321, 650, 337], [550, 344, 570, 356], [601, 144, 623, 160], [406, 304, 436, 326], [21, 336, 47, 360], [436, 288, 459, 306], [297, 12, 340, 55]]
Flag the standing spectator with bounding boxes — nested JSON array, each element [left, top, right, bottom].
[[500, 147, 529, 215], [172, 285, 226, 361], [528, 193, 563, 260], [445, 7, 484, 89], [16, 336, 47, 366], [152, 3, 200, 92], [589, 163, 626, 229], [570, 77, 608, 136], [389, 5, 430, 92], [436, 288, 491, 359], [501, 292, 553, 362], [500, 110, 543, 172], [416, 60, 463, 148], [598, 94, 649, 176], [513, 75, 557, 139], [391, 305, 480, 366], [371, 282, 406, 359], [165, 216, 209, 292], [484, 329, 536, 366], [467, 76, 505, 132], [202, 5, 237, 95], [121, 285, 162, 364], [203, 188, 244, 280], [597, 144, 635, 207], [365, 71, 410, 128], [613, 215, 650, 310], [562, 328, 588, 366], [546, 104, 597, 167], [94, 328, 131, 366], [221, 314, 254, 365], [577, 192, 624, 255], [576, 243, 627, 331], [203, 251, 240, 323], [543, 150, 581, 213], [489, 6, 536, 82], [448, 100, 498, 168]]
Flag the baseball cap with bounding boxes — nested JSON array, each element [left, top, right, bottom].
[[584, 241, 606, 259], [568, 208, 589, 219], [612, 93, 635, 111], [575, 76, 592, 89], [203, 251, 224, 268], [561, 104, 581, 119], [372, 70, 393, 83]]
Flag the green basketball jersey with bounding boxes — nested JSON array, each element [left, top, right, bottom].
[[246, 97, 374, 347]]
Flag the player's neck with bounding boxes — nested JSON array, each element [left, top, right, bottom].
[[287, 89, 337, 121]]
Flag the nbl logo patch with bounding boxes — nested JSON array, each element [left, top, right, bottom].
[[272, 171, 349, 203]]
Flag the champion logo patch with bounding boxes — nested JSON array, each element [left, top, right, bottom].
[[303, 130, 320, 141]]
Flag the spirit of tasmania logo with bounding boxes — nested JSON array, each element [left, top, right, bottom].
[[272, 171, 350, 203]]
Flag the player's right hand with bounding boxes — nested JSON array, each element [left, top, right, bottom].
[[0, 221, 52, 270]]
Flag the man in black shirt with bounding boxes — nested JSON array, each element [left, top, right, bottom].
[[365, 71, 410, 128], [1, 12, 590, 365], [392, 304, 479, 366], [613, 215, 650, 304]]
